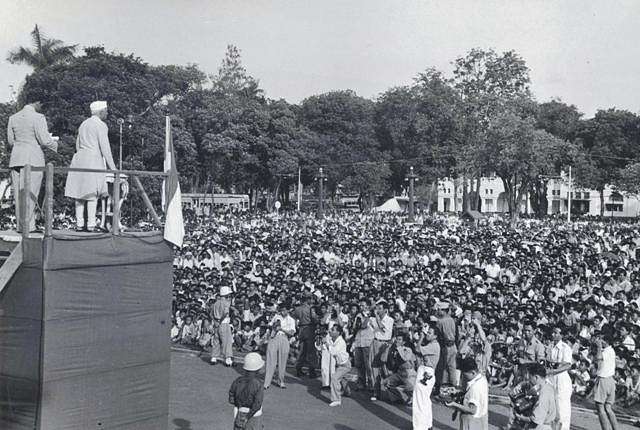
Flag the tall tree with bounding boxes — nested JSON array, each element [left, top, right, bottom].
[[451, 48, 532, 212], [7, 25, 77, 70], [574, 109, 640, 215], [299, 90, 382, 202]]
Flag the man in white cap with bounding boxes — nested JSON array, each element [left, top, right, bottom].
[[229, 352, 264, 430], [6, 96, 58, 232], [211, 286, 234, 366], [64, 101, 117, 231]]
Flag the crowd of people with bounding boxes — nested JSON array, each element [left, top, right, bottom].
[[171, 210, 640, 429]]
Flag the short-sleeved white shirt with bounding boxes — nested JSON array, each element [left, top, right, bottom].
[[597, 346, 616, 378], [464, 373, 489, 418]]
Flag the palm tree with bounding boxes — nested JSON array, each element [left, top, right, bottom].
[[7, 25, 77, 70]]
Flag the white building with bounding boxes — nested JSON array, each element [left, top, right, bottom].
[[436, 174, 640, 217]]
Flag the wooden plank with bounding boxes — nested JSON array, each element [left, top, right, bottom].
[[42, 166, 169, 177], [133, 176, 162, 228], [0, 241, 22, 298]]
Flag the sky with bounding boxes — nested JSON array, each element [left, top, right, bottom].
[[1, 0, 640, 118]]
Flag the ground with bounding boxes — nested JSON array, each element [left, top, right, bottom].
[[168, 350, 638, 430]]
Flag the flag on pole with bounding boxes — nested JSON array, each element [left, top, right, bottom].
[[297, 166, 302, 212], [163, 116, 184, 247]]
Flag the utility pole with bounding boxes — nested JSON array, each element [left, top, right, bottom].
[[567, 165, 572, 223], [405, 166, 417, 222], [317, 167, 327, 219]]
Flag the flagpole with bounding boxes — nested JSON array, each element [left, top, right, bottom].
[[164, 116, 171, 213], [297, 166, 302, 212]]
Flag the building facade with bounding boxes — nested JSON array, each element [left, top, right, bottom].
[[436, 174, 640, 217]]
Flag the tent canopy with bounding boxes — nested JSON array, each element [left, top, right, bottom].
[[374, 197, 403, 212]]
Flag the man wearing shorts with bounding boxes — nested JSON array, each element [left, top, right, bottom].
[[593, 331, 619, 430]]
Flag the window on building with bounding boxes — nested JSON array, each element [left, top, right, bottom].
[[485, 189, 488, 195], [583, 192, 590, 199], [490, 189, 494, 194], [605, 203, 623, 212], [485, 199, 493, 210]]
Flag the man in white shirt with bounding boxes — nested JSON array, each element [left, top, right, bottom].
[[326, 324, 351, 407], [484, 257, 501, 279], [594, 332, 619, 430], [368, 300, 395, 401], [547, 327, 573, 430], [264, 303, 296, 389], [444, 356, 488, 429]]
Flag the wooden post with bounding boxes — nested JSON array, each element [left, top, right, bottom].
[[21, 164, 31, 239], [133, 176, 162, 228], [112, 171, 120, 235], [44, 163, 54, 237]]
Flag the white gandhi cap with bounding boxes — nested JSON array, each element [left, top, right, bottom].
[[90, 101, 107, 112]]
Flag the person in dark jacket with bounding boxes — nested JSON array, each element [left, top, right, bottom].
[[229, 352, 265, 430]]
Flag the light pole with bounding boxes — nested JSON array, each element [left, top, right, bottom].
[[317, 167, 327, 219], [117, 118, 124, 170], [405, 166, 417, 222]]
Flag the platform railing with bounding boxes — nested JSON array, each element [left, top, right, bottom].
[[13, 163, 169, 240]]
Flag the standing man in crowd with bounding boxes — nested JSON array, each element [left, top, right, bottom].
[[294, 292, 318, 378], [351, 303, 374, 392], [369, 300, 394, 401], [264, 303, 295, 389], [519, 322, 546, 364], [547, 327, 573, 430], [6, 97, 58, 232], [514, 363, 557, 430], [211, 286, 234, 367], [594, 331, 619, 430], [435, 302, 458, 394], [444, 356, 488, 429], [412, 323, 440, 430], [64, 101, 117, 232]]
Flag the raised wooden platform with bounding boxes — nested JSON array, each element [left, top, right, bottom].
[[0, 229, 173, 430]]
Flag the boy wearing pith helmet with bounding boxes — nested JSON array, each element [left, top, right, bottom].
[[229, 352, 265, 430]]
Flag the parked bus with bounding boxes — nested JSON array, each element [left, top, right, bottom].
[[182, 193, 249, 215]]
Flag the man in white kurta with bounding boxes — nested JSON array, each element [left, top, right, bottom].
[[548, 328, 573, 430], [64, 101, 117, 231]]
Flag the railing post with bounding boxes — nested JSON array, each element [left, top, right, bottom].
[[44, 163, 54, 237], [21, 164, 31, 239], [112, 171, 120, 235]]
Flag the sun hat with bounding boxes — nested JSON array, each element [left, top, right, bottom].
[[243, 352, 265, 371]]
